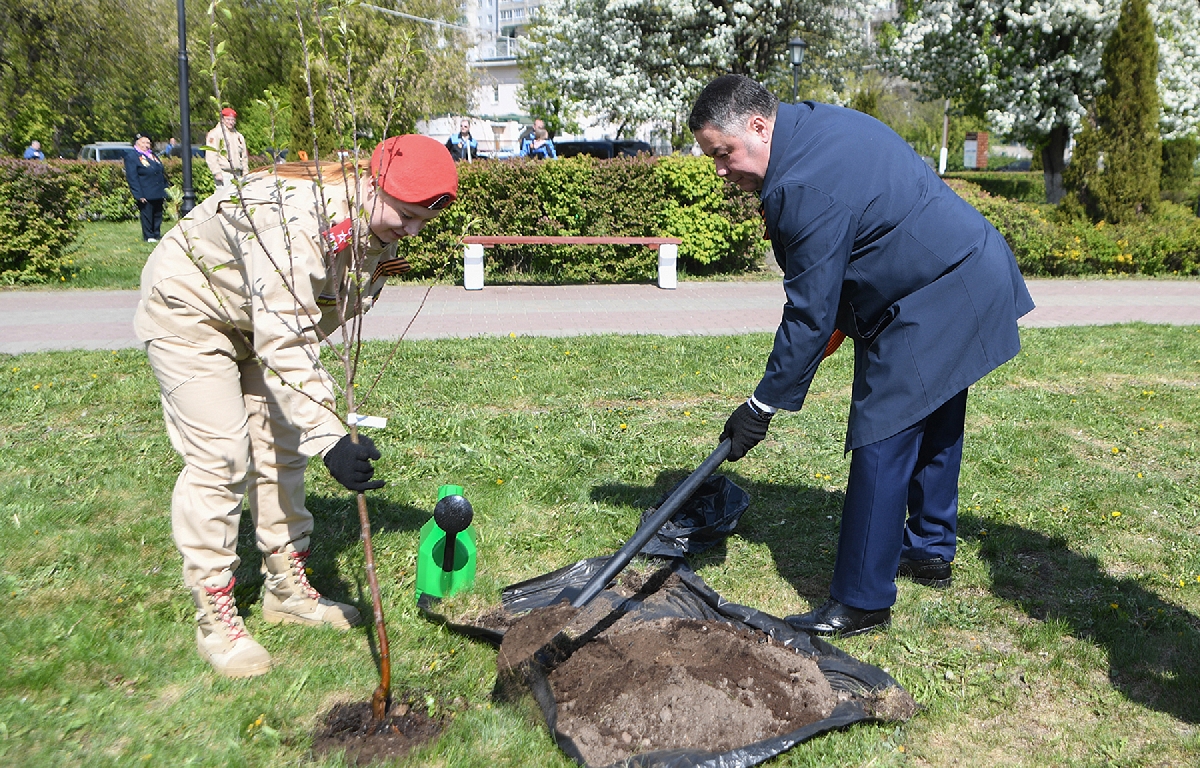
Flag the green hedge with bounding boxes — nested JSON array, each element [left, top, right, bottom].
[[0, 159, 83, 284], [46, 158, 217, 222], [947, 178, 1200, 276], [396, 155, 766, 283], [943, 171, 1046, 203]]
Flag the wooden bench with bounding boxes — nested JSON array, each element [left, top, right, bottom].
[[460, 235, 683, 290]]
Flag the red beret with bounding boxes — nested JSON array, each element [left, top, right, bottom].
[[369, 135, 458, 210], [221, 107, 237, 117]]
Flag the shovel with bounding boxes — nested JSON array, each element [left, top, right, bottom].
[[557, 439, 732, 608]]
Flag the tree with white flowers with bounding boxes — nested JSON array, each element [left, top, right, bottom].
[[521, 0, 888, 146], [885, 1, 1116, 203], [885, 0, 1199, 204]]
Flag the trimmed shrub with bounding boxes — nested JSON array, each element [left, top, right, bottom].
[[946, 177, 1199, 276], [0, 159, 84, 284], [942, 171, 1045, 203], [396, 155, 765, 283]]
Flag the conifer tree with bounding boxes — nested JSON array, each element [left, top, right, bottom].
[[289, 63, 339, 162], [1066, 0, 1160, 222]]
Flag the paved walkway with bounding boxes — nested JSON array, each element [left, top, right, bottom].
[[2, 278, 1198, 355]]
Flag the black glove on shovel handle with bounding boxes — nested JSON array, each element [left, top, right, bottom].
[[324, 434, 385, 491], [719, 401, 773, 461]]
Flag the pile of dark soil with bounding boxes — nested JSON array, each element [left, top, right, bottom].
[[550, 617, 837, 766], [312, 699, 442, 766]]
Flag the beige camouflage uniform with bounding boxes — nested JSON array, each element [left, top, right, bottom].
[[204, 122, 250, 187], [135, 170, 404, 589]]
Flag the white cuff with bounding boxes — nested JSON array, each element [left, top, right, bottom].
[[748, 395, 778, 415]]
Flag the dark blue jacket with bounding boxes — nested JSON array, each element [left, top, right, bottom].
[[755, 102, 1034, 450], [124, 150, 167, 201]]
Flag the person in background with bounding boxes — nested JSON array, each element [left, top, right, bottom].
[[135, 135, 458, 678], [23, 140, 45, 160], [446, 119, 478, 162], [690, 74, 1033, 638], [205, 107, 249, 189], [520, 118, 556, 160], [124, 132, 167, 242], [162, 137, 181, 157]]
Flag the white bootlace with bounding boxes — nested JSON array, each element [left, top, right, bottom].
[[205, 577, 248, 642], [287, 550, 321, 600]]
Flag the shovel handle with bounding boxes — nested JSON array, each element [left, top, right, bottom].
[[569, 439, 732, 608]]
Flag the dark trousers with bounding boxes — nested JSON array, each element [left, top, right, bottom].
[[138, 199, 164, 240], [829, 388, 968, 611]]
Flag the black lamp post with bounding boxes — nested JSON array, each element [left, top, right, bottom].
[[788, 37, 808, 104], [176, 0, 196, 215]]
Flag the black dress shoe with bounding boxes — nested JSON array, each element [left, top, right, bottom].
[[898, 556, 952, 588], [785, 599, 891, 637]]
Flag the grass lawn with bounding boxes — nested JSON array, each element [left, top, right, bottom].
[[2, 327, 1199, 766]]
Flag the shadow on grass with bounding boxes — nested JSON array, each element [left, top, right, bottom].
[[229, 494, 427, 609], [589, 468, 845, 608], [590, 473, 1200, 723], [964, 514, 1200, 724]]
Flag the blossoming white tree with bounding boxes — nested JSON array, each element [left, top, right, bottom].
[[886, 0, 1200, 203], [522, 0, 888, 145]]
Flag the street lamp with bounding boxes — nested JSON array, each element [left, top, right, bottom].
[[788, 37, 808, 103], [176, 0, 196, 215]]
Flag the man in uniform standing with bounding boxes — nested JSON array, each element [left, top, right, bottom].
[[205, 107, 249, 189], [691, 75, 1033, 637]]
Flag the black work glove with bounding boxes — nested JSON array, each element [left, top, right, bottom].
[[323, 434, 385, 491], [719, 401, 773, 461]]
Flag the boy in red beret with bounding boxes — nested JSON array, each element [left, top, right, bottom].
[[135, 135, 457, 678]]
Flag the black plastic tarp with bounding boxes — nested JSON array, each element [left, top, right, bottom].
[[419, 476, 916, 767]]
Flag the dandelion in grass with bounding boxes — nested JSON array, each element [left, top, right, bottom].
[[1112, 447, 1120, 454], [1112, 511, 1121, 518], [619, 423, 627, 430], [684, 410, 691, 416], [496, 478, 504, 485], [1111, 603, 1119, 610]]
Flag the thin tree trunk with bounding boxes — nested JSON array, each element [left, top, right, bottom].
[[1042, 124, 1070, 204]]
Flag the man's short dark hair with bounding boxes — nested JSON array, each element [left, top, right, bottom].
[[688, 75, 779, 134]]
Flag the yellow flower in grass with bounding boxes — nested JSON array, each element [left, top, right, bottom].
[[619, 423, 627, 430], [1111, 511, 1121, 518], [1111, 447, 1120, 454]]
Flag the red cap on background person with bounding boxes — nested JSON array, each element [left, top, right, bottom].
[[369, 135, 458, 210], [221, 108, 237, 118]]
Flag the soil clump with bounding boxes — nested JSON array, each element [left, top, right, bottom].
[[312, 698, 442, 766], [548, 617, 839, 766]]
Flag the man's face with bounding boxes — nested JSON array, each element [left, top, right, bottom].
[[460, 122, 470, 134], [367, 184, 441, 243], [222, 114, 236, 131], [533, 119, 545, 132], [694, 114, 773, 193], [31, 141, 40, 150]]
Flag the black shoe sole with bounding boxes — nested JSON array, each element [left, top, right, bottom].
[[785, 617, 891, 638]]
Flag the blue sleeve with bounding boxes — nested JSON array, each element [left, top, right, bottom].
[[753, 183, 855, 411], [123, 153, 143, 199], [546, 140, 556, 159]]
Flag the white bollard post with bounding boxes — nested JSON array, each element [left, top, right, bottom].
[[464, 244, 485, 290], [657, 243, 678, 290]]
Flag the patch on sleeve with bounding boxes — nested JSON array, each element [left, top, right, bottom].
[[323, 218, 354, 254]]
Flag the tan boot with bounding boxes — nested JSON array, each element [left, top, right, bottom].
[[262, 546, 361, 629], [191, 572, 272, 678]]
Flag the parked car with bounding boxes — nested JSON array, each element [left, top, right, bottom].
[[77, 142, 133, 162], [554, 139, 653, 159]]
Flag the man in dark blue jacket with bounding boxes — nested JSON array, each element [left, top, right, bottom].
[[124, 132, 168, 242], [690, 75, 1033, 637]]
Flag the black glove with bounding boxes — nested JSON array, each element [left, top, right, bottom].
[[323, 434, 385, 491], [719, 401, 773, 461]]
